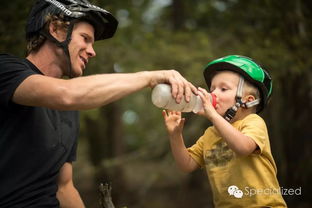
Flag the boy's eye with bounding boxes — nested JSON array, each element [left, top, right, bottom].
[[221, 88, 227, 91]]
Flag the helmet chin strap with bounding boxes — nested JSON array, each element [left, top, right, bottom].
[[224, 76, 261, 122], [40, 20, 76, 78]]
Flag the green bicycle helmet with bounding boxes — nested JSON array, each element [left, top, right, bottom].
[[203, 55, 272, 114]]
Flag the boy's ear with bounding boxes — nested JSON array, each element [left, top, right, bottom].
[[243, 95, 255, 103]]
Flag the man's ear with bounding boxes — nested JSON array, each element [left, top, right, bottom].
[[49, 21, 58, 37], [48, 21, 66, 42]]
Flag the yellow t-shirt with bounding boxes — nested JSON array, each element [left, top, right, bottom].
[[188, 114, 287, 208]]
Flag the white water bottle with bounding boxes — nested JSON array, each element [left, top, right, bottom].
[[151, 84, 216, 113]]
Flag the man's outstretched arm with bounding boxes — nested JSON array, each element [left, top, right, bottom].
[[13, 70, 197, 110]]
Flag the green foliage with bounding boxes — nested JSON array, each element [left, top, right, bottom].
[[0, 0, 36, 55]]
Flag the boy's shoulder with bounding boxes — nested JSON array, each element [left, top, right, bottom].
[[244, 113, 263, 121], [236, 113, 267, 128], [208, 114, 267, 136]]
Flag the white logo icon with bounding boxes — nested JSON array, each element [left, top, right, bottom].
[[228, 185, 243, 198]]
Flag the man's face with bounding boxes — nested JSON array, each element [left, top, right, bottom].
[[209, 71, 239, 116], [68, 21, 96, 77]]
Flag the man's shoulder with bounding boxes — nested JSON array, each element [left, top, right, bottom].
[[0, 53, 21, 61], [0, 53, 27, 67], [0, 54, 40, 74]]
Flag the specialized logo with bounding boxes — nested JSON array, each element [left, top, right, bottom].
[[44, 0, 73, 16], [228, 185, 301, 198], [66, 0, 110, 14], [228, 185, 243, 198]]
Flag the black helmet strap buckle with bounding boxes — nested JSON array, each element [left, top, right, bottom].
[[40, 20, 76, 77], [224, 76, 244, 122], [224, 76, 260, 122]]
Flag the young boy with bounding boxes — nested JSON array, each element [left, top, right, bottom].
[[162, 55, 287, 207]]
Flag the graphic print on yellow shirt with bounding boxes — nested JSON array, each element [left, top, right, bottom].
[[188, 114, 287, 208], [204, 141, 235, 169]]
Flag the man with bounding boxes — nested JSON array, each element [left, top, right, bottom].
[[0, 0, 197, 207]]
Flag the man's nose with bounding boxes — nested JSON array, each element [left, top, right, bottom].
[[87, 44, 96, 57]]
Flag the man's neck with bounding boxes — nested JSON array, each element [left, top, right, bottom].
[[26, 42, 66, 78]]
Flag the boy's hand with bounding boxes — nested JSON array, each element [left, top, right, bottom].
[[162, 110, 185, 137], [196, 87, 218, 121]]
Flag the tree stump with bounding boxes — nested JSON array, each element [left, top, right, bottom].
[[99, 183, 115, 208]]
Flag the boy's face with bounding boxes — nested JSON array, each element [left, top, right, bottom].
[[210, 71, 240, 116]]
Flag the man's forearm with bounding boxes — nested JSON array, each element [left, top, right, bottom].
[[64, 71, 152, 110]]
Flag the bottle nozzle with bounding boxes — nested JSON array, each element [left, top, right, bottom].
[[211, 93, 217, 108]]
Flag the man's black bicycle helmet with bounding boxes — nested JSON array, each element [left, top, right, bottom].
[[25, 0, 118, 77], [26, 0, 118, 41]]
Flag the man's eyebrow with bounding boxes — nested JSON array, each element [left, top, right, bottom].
[[81, 32, 94, 43]]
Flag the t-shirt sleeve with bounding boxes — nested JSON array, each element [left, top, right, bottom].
[[67, 138, 78, 162], [240, 114, 268, 154], [67, 112, 80, 162], [0, 55, 36, 108]]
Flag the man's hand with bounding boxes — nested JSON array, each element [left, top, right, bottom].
[[149, 70, 197, 104]]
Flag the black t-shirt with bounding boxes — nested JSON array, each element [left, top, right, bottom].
[[0, 54, 79, 207]]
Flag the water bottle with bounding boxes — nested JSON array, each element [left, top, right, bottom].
[[151, 84, 217, 113]]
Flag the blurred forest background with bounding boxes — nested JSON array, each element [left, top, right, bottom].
[[1, 0, 312, 207]]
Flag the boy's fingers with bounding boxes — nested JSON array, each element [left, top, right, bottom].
[[198, 87, 207, 92], [175, 111, 181, 116], [162, 110, 165, 116], [180, 118, 186, 127], [197, 91, 205, 101], [198, 87, 209, 97], [197, 90, 211, 106], [162, 110, 168, 118]]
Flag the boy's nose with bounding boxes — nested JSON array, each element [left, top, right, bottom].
[[210, 89, 216, 94], [210, 89, 220, 98]]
